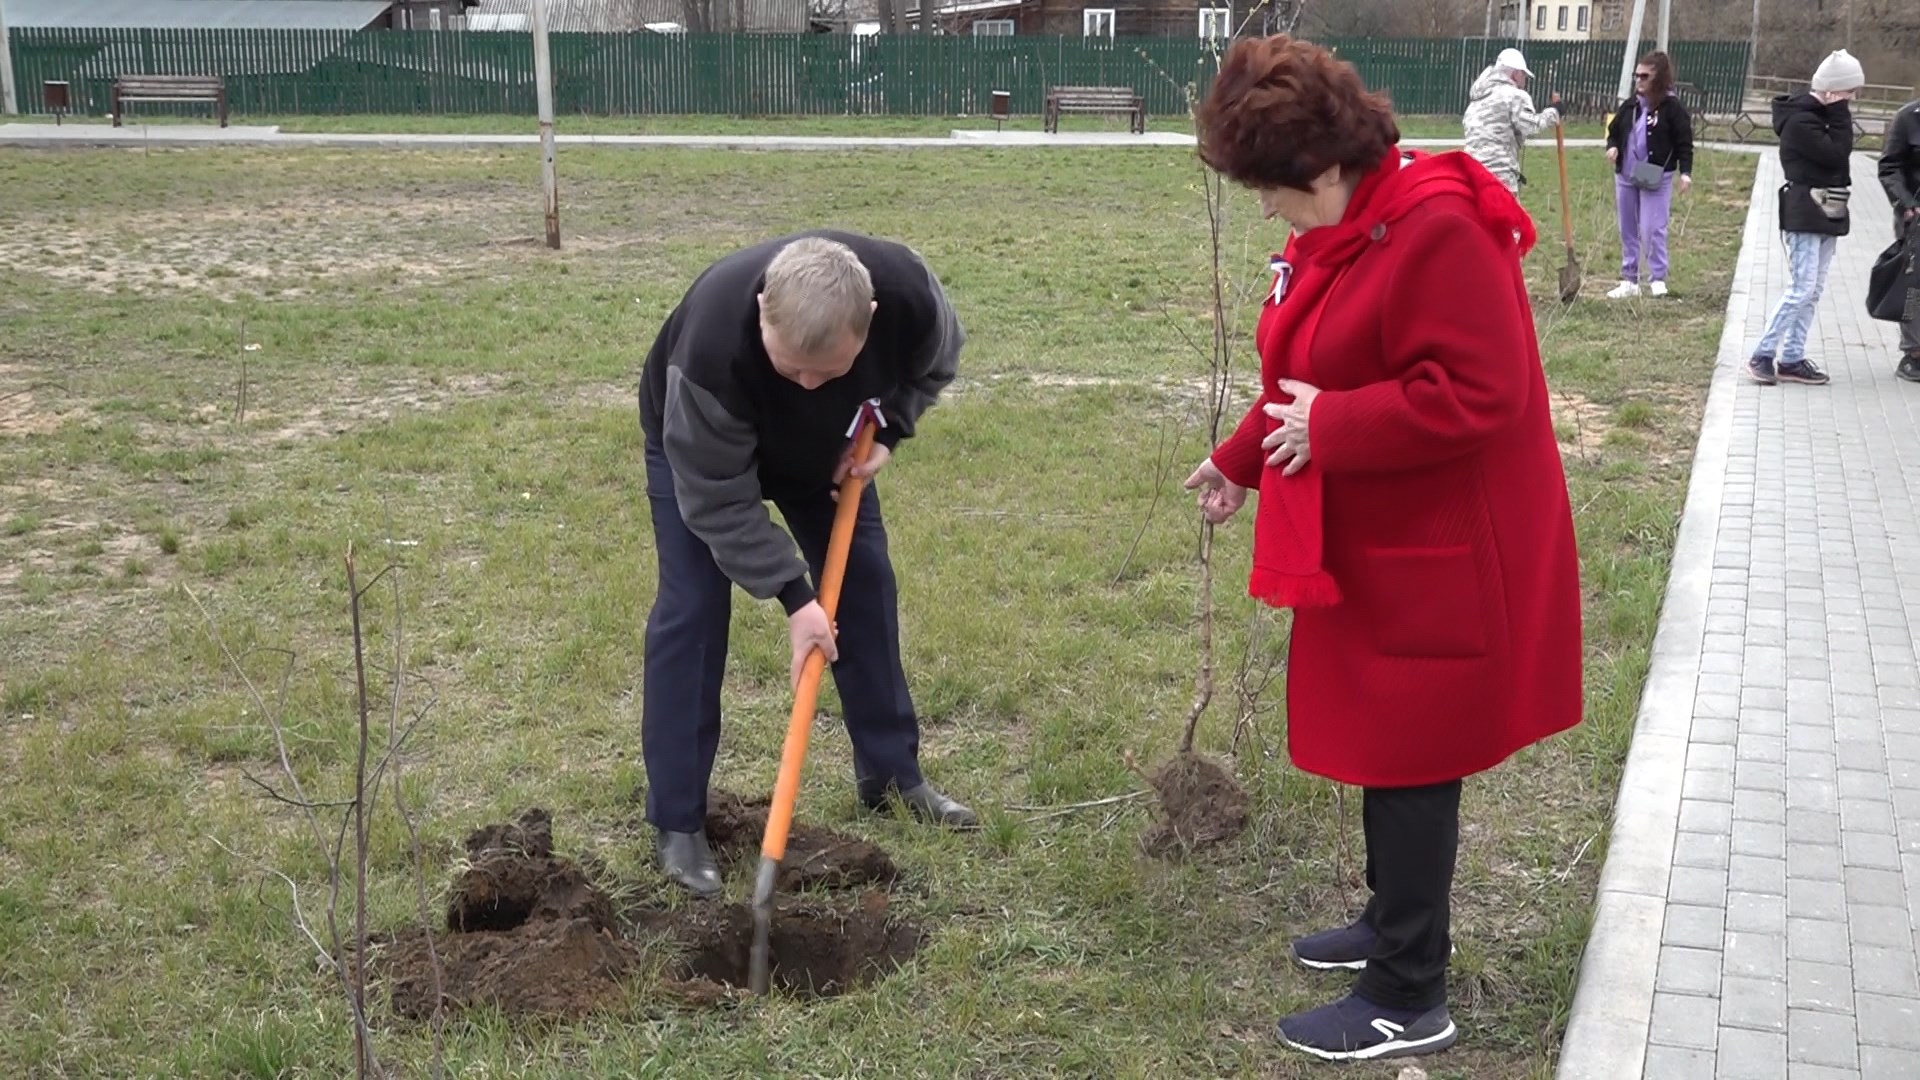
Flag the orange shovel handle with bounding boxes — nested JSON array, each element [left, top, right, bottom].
[[760, 417, 879, 862]]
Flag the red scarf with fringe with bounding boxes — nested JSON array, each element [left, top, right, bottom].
[[1231, 149, 1537, 610]]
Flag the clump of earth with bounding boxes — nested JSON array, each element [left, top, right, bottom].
[[366, 802, 923, 1020], [1142, 752, 1251, 857]]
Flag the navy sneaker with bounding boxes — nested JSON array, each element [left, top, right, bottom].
[[1275, 993, 1459, 1061], [1748, 355, 1777, 385], [1776, 359, 1831, 385], [1290, 920, 1377, 971]]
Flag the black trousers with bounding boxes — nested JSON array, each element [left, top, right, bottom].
[[639, 438, 923, 834], [1353, 779, 1463, 1011]]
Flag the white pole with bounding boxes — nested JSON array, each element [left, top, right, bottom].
[[0, 0, 18, 117], [1617, 0, 1650, 102], [1747, 0, 1761, 84], [531, 0, 559, 250], [1657, 0, 1671, 54]]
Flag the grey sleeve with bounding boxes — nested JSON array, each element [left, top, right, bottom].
[[879, 260, 963, 447], [661, 369, 816, 613], [1511, 93, 1556, 138]]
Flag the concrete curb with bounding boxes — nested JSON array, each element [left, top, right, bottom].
[[1553, 152, 1771, 1080]]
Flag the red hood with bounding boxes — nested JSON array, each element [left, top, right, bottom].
[[1290, 149, 1537, 268]]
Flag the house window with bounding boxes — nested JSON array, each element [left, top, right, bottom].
[[1536, 5, 1548, 30], [1577, 4, 1589, 31], [1198, 7, 1231, 40], [1083, 8, 1115, 38], [1557, 5, 1569, 30], [973, 19, 1014, 36]]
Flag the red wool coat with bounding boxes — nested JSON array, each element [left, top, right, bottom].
[[1210, 150, 1584, 788]]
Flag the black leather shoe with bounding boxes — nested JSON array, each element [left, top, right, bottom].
[[655, 829, 722, 897], [863, 782, 979, 830]]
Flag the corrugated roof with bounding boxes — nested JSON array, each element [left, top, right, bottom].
[[3, 1, 397, 31]]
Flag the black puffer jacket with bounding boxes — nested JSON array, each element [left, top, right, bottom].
[[1775, 93, 1854, 236], [1882, 100, 1920, 227], [1607, 94, 1694, 177]]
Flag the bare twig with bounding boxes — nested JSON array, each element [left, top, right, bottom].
[[209, 836, 336, 972], [240, 767, 356, 810], [186, 587, 384, 1076], [235, 315, 248, 424], [381, 505, 446, 1078], [1010, 790, 1153, 821], [344, 543, 378, 1080]]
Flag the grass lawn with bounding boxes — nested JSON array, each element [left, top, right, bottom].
[[17, 109, 1623, 142], [0, 138, 1754, 1077]]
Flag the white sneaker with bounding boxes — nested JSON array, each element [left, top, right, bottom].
[[1648, 281, 1669, 298], [1606, 281, 1641, 300]]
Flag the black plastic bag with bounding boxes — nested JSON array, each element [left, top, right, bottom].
[[1869, 227, 1920, 324]]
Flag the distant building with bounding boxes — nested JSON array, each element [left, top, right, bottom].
[[1, 0, 410, 30], [873, 0, 1240, 39], [462, 0, 807, 33], [1495, 1, 1597, 41]]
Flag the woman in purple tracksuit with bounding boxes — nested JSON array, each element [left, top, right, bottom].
[[1605, 51, 1694, 299]]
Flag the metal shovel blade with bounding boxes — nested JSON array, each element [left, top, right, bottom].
[[1558, 257, 1583, 304], [748, 856, 778, 995]]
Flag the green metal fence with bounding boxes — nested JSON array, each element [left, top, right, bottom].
[[8, 29, 1753, 120]]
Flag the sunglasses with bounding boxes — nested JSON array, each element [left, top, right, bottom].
[[1634, 72, 1653, 80]]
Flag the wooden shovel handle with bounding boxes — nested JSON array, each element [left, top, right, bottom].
[[1555, 123, 1577, 254], [760, 416, 880, 863]]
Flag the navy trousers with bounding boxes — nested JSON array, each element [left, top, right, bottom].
[[641, 438, 923, 834]]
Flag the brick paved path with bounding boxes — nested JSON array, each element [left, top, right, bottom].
[[1559, 152, 1920, 1079]]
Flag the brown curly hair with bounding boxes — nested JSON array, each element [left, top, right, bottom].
[[1195, 35, 1401, 192]]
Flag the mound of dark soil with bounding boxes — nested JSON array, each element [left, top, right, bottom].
[[1142, 752, 1250, 857], [367, 807, 922, 1021], [703, 790, 898, 891]]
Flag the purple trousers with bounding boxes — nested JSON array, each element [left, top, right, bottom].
[[1616, 173, 1673, 283]]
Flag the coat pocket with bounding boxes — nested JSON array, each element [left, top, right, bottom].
[[1361, 546, 1489, 659]]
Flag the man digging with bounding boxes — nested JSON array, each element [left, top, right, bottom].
[[636, 231, 978, 898]]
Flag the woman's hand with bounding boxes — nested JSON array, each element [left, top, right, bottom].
[[1607, 147, 1619, 165], [1261, 380, 1321, 477], [1184, 458, 1248, 525], [1677, 173, 1692, 195]]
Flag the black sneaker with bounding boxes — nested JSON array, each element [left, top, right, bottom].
[[1898, 353, 1920, 383], [1776, 359, 1831, 385], [1748, 355, 1777, 385], [1275, 993, 1459, 1061], [1290, 920, 1377, 971]]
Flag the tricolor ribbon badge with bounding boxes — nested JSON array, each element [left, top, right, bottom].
[[846, 398, 888, 438]]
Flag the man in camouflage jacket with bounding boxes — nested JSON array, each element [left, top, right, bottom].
[[1463, 48, 1562, 194]]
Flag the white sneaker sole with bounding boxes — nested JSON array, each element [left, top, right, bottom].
[[1280, 1020, 1459, 1061], [1291, 951, 1368, 971], [1290, 942, 1454, 972]]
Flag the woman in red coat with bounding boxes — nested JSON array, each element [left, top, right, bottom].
[[1183, 36, 1584, 1061]]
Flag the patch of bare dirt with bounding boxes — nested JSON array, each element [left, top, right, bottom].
[[1551, 390, 1612, 459], [366, 807, 924, 1022], [250, 373, 507, 444], [702, 790, 898, 892]]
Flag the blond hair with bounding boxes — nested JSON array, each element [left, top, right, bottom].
[[760, 238, 875, 354]]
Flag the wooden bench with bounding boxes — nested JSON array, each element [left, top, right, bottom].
[[111, 75, 229, 128], [1043, 85, 1145, 134]]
